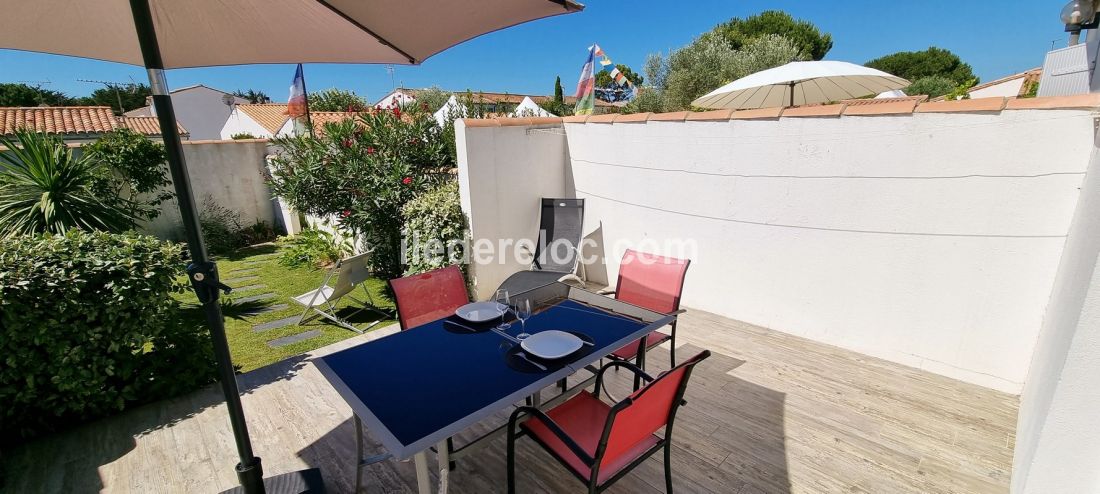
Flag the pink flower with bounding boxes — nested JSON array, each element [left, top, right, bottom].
[[402, 177, 412, 185], [341, 138, 354, 148], [341, 210, 351, 217], [366, 146, 376, 155]]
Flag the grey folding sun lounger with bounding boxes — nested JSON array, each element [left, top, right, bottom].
[[292, 251, 387, 333]]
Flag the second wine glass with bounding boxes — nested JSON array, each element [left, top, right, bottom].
[[515, 299, 532, 341], [495, 289, 511, 329]]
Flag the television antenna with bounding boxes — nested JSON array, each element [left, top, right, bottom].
[[385, 65, 396, 90], [77, 78, 136, 114]]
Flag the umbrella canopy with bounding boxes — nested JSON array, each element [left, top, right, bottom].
[[0, 0, 581, 67], [692, 61, 910, 110]]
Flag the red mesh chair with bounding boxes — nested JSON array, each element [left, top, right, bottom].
[[388, 265, 469, 330], [507, 350, 711, 494], [605, 249, 690, 386]]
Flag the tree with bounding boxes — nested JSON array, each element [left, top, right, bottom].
[[308, 88, 369, 112], [0, 83, 73, 107], [595, 64, 643, 102], [233, 89, 271, 104], [554, 76, 564, 104], [713, 10, 833, 61], [658, 33, 805, 111], [74, 84, 152, 114], [84, 128, 173, 228], [865, 47, 976, 87], [904, 76, 957, 98], [411, 86, 452, 113]]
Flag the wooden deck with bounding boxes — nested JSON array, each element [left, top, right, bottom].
[[2, 307, 1018, 493]]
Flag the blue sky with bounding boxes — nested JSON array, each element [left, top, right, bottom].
[[0, 1, 1067, 104]]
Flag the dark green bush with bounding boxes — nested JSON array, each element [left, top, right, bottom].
[[0, 230, 217, 441], [402, 179, 467, 275]]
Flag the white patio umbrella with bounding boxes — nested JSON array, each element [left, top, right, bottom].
[[0, 1, 582, 493], [692, 61, 910, 110]]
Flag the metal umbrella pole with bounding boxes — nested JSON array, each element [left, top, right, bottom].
[[127, 1, 321, 492]]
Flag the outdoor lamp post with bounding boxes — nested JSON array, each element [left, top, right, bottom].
[[1062, 0, 1099, 45]]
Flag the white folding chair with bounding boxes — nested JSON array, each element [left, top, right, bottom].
[[292, 252, 387, 333]]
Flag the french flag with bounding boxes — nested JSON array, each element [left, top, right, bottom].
[[286, 64, 307, 118]]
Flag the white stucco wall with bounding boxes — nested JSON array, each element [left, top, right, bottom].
[[456, 120, 572, 299], [1012, 133, 1100, 493], [144, 140, 277, 240], [456, 109, 1096, 393], [151, 86, 245, 140], [970, 78, 1027, 99], [220, 109, 275, 139]]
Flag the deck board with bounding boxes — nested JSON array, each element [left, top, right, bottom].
[[0, 306, 1017, 493]]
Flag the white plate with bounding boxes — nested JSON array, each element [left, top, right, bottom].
[[455, 301, 507, 323], [521, 330, 583, 360]]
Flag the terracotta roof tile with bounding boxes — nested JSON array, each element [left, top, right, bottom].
[[1004, 93, 1100, 110], [686, 109, 735, 121], [843, 98, 920, 115], [0, 106, 119, 136], [783, 104, 846, 117], [916, 97, 1007, 113], [236, 104, 290, 134], [649, 111, 690, 121], [731, 107, 783, 119], [118, 116, 188, 137]]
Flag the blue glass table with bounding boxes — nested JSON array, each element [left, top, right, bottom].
[[314, 282, 673, 494]]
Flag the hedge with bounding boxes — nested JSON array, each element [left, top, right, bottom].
[[0, 231, 217, 441]]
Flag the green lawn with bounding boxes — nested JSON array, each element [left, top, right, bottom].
[[176, 244, 394, 372]]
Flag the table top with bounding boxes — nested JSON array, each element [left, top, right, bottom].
[[314, 282, 673, 459]]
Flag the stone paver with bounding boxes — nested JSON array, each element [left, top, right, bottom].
[[252, 316, 300, 333], [266, 329, 322, 348]]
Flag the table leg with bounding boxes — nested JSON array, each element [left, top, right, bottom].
[[414, 451, 431, 494], [436, 439, 451, 494], [354, 416, 364, 493]]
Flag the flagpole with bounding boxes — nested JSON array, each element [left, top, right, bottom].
[[298, 63, 315, 138]]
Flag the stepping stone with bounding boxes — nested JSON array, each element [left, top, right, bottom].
[[233, 284, 267, 293], [240, 303, 288, 316], [241, 260, 267, 266], [267, 329, 322, 348], [227, 268, 259, 276], [253, 316, 300, 333], [223, 275, 259, 285], [234, 293, 276, 304]]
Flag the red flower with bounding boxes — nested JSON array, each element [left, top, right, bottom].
[[341, 210, 352, 217], [402, 177, 412, 185], [392, 106, 402, 118], [341, 138, 354, 148], [366, 146, 376, 155]]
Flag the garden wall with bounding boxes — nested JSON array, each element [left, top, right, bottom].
[[144, 139, 279, 239], [456, 95, 1100, 394]]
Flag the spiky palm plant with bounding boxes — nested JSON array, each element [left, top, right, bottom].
[[0, 129, 134, 237]]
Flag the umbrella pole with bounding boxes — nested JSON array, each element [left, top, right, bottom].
[[127, 1, 322, 493]]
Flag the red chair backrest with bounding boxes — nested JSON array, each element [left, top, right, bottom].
[[614, 249, 690, 314], [389, 265, 469, 330], [600, 350, 710, 468]]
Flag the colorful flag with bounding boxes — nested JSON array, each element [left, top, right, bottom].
[[593, 44, 605, 58], [574, 46, 596, 115], [286, 64, 308, 118]]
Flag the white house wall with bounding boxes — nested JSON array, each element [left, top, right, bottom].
[[456, 106, 1096, 393], [151, 86, 244, 140], [220, 109, 275, 139]]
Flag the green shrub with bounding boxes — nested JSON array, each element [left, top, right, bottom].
[[230, 132, 259, 140], [84, 128, 174, 227], [0, 230, 217, 441], [277, 228, 351, 268], [196, 197, 276, 254], [0, 130, 135, 237], [401, 180, 467, 275], [198, 196, 244, 254]]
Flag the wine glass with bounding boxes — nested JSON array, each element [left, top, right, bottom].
[[495, 289, 511, 329], [515, 299, 532, 341]]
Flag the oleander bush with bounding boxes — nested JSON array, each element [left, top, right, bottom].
[[0, 230, 217, 442]]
